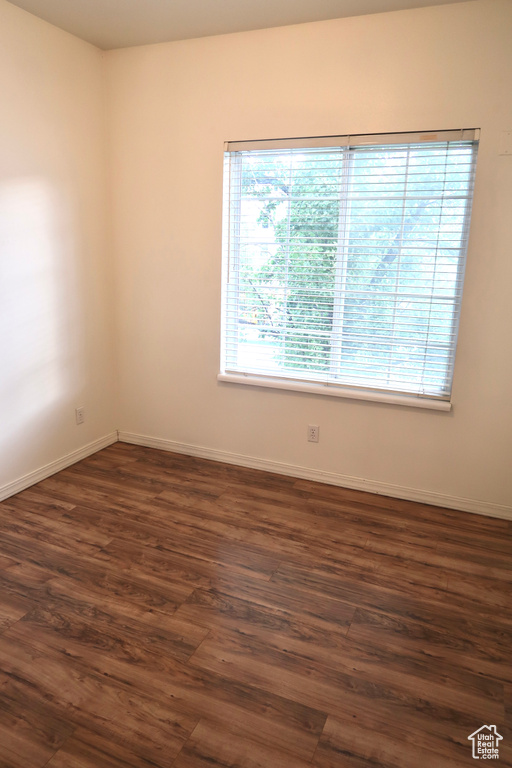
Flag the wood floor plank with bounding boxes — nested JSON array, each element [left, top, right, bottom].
[[173, 719, 313, 768], [179, 575, 356, 640], [0, 588, 33, 634], [0, 648, 197, 764], [32, 474, 159, 511], [188, 631, 504, 730], [0, 527, 110, 579], [348, 607, 512, 682], [0, 554, 18, 571], [1, 489, 76, 517], [154, 494, 374, 570], [293, 478, 509, 531], [0, 505, 113, 553], [198, 621, 503, 714], [175, 586, 354, 650], [3, 561, 57, 587], [44, 568, 194, 620], [100, 538, 279, 590], [41, 688, 197, 767], [2, 617, 326, 762], [215, 492, 370, 549], [0, 675, 74, 768], [16, 599, 208, 666], [45, 726, 166, 768], [312, 715, 471, 768], [365, 533, 512, 581], [271, 560, 512, 626]]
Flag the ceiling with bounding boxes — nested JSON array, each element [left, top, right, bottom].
[[7, 0, 471, 50]]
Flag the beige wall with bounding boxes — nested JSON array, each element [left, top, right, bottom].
[[2, 0, 510, 512], [106, 0, 512, 511], [0, 0, 117, 491]]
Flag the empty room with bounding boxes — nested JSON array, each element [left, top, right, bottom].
[[0, 0, 511, 765]]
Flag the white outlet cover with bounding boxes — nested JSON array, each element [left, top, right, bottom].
[[499, 130, 512, 156], [307, 424, 319, 442]]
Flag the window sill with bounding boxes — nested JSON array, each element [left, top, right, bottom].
[[217, 373, 452, 411]]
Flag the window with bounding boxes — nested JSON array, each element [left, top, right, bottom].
[[219, 130, 478, 409]]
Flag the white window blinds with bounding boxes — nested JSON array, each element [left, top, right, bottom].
[[220, 130, 478, 402]]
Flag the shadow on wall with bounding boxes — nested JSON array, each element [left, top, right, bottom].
[[0, 177, 77, 482]]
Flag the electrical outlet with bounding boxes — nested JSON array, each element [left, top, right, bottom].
[[307, 424, 319, 443], [499, 130, 512, 155], [75, 407, 85, 425]]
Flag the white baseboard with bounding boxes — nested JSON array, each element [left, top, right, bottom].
[[4, 429, 509, 520], [119, 431, 512, 521], [0, 431, 119, 503]]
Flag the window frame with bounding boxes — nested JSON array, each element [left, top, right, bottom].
[[219, 129, 479, 411]]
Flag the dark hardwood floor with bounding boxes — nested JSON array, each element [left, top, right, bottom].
[[0, 442, 510, 767]]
